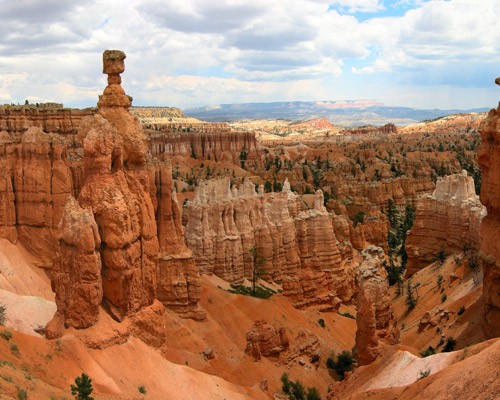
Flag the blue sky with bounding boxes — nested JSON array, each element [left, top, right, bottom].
[[0, 0, 499, 110]]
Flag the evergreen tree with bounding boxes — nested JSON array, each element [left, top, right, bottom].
[[71, 373, 94, 400]]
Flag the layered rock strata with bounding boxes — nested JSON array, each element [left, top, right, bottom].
[[354, 246, 399, 365], [406, 171, 485, 275], [184, 178, 352, 307], [0, 105, 95, 145], [478, 101, 500, 337], [0, 127, 73, 267], [147, 127, 259, 165]]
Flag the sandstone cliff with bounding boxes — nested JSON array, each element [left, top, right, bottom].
[[148, 125, 260, 165], [406, 171, 485, 275], [478, 102, 500, 337], [0, 104, 94, 145], [354, 246, 399, 365], [0, 127, 73, 267], [184, 178, 353, 308]]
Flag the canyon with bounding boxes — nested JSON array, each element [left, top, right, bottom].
[[0, 51, 498, 400]]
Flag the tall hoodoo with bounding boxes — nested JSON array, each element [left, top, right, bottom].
[[48, 50, 203, 335], [478, 99, 500, 337], [354, 246, 399, 365]]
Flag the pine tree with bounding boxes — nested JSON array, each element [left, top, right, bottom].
[[71, 373, 94, 400]]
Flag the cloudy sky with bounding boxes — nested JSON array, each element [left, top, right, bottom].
[[0, 0, 499, 110]]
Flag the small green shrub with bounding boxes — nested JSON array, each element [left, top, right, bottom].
[[1, 375, 12, 382], [418, 368, 431, 380], [457, 306, 465, 316], [318, 319, 325, 328], [442, 337, 456, 352], [10, 343, 19, 356], [437, 274, 443, 287], [0, 330, 12, 341], [441, 294, 447, 303], [138, 385, 147, 394], [0, 304, 6, 326], [228, 284, 275, 299], [326, 350, 355, 379], [437, 338, 444, 348], [338, 311, 355, 320], [17, 388, 28, 400], [306, 387, 321, 400], [420, 346, 435, 357]]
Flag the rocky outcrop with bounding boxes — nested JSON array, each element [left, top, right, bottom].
[[245, 320, 290, 361], [184, 178, 350, 308], [478, 102, 500, 337], [48, 50, 203, 334], [0, 104, 94, 145], [156, 164, 205, 320], [406, 171, 485, 275], [0, 127, 73, 267], [148, 127, 259, 165], [354, 246, 399, 365]]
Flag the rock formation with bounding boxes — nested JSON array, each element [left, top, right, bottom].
[[0, 104, 94, 145], [245, 320, 290, 361], [184, 178, 351, 308], [156, 164, 205, 320], [47, 50, 203, 334], [478, 103, 500, 337], [147, 123, 259, 164], [406, 171, 485, 275], [0, 127, 73, 267], [354, 246, 399, 365]]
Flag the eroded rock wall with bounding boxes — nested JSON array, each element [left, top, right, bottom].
[[406, 171, 485, 275], [184, 178, 352, 308], [478, 103, 500, 337], [0, 127, 73, 267]]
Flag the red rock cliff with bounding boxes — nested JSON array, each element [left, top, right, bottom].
[[406, 171, 485, 275], [478, 102, 500, 337]]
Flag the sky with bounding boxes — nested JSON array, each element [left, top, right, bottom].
[[0, 0, 499, 110]]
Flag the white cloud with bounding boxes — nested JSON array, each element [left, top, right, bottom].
[[0, 0, 498, 109]]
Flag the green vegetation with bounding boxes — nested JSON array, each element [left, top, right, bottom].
[[17, 388, 28, 400], [249, 247, 266, 294], [138, 385, 147, 394], [318, 319, 325, 328], [384, 200, 416, 291], [326, 350, 355, 380], [441, 294, 447, 303], [281, 373, 321, 400], [0, 304, 6, 326], [0, 330, 12, 341], [10, 343, 19, 356], [420, 346, 435, 357], [71, 373, 94, 400], [436, 250, 446, 264], [405, 280, 417, 311], [418, 368, 431, 380], [437, 274, 443, 288], [338, 311, 355, 320], [442, 337, 456, 353], [353, 211, 365, 227], [457, 306, 465, 316], [228, 284, 275, 299]]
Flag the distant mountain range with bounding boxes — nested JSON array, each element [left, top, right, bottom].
[[183, 100, 489, 127]]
